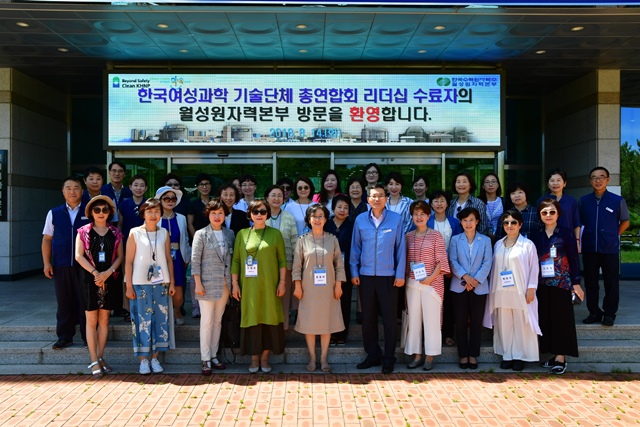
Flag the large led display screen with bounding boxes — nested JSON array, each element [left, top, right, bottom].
[[105, 73, 503, 150]]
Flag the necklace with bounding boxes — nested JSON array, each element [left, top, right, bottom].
[[504, 237, 517, 248]]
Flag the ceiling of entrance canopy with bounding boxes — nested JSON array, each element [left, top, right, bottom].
[[1, 2, 639, 97]]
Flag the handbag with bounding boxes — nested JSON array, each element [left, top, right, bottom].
[[220, 298, 241, 363]]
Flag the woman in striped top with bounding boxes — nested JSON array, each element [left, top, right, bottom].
[[403, 200, 450, 371]]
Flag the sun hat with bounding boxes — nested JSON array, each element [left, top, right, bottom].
[[155, 186, 183, 206], [85, 195, 116, 218]]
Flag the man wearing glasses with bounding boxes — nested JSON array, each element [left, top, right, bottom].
[[101, 161, 132, 223], [234, 174, 258, 213], [350, 184, 406, 374], [579, 166, 630, 326]]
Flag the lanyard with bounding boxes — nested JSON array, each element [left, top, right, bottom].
[[412, 229, 429, 263], [162, 215, 174, 238], [245, 226, 266, 257], [311, 233, 325, 268], [145, 227, 158, 262]]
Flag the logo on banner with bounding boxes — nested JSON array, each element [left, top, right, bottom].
[[436, 77, 451, 87], [171, 76, 184, 88], [112, 77, 120, 88]]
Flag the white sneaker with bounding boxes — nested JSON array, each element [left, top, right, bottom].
[[139, 359, 151, 375], [150, 358, 163, 373], [175, 318, 185, 325]]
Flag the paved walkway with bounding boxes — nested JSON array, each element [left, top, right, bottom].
[[1, 371, 639, 426]]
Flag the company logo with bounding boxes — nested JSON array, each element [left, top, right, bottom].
[[112, 77, 120, 88], [171, 76, 184, 88], [436, 77, 451, 87]]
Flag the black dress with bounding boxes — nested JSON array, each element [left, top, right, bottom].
[[82, 228, 123, 311]]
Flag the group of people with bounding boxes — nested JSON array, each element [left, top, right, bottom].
[[41, 161, 629, 377]]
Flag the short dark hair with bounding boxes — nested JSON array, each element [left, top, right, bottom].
[[347, 176, 366, 192], [331, 194, 350, 211], [62, 176, 83, 189], [546, 167, 567, 183], [84, 166, 103, 179], [139, 198, 163, 218], [240, 174, 257, 185], [451, 171, 477, 195], [457, 207, 480, 222], [129, 174, 148, 187], [108, 161, 126, 172], [410, 200, 431, 216], [293, 176, 315, 199], [367, 183, 387, 196], [589, 166, 610, 178], [264, 184, 284, 199], [276, 177, 293, 187], [216, 182, 240, 202], [246, 199, 271, 220], [87, 199, 114, 222], [506, 181, 530, 203], [429, 190, 451, 206], [305, 204, 330, 228], [413, 175, 429, 187], [162, 173, 182, 187], [204, 198, 229, 216], [479, 172, 502, 203], [500, 208, 523, 225], [195, 173, 212, 186], [362, 163, 382, 181], [384, 171, 405, 187], [318, 169, 342, 204], [537, 198, 562, 218]]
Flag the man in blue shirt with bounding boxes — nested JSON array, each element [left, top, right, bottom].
[[579, 166, 630, 326], [350, 184, 406, 374]]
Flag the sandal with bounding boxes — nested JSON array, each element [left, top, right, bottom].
[[321, 362, 331, 373], [98, 357, 112, 373], [88, 361, 103, 379], [306, 361, 316, 372]]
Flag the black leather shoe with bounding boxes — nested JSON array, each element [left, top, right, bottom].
[[468, 362, 478, 370], [602, 316, 615, 326], [583, 313, 603, 324], [500, 360, 513, 369], [52, 339, 73, 350], [381, 364, 394, 374], [512, 360, 525, 371], [356, 358, 381, 369], [458, 361, 469, 369]]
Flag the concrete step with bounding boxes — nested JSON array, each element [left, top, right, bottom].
[[2, 338, 639, 366]]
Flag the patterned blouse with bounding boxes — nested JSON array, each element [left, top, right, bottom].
[[532, 226, 581, 291]]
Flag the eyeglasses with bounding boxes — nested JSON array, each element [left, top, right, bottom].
[[540, 210, 557, 216], [366, 171, 378, 176], [269, 193, 283, 199], [590, 176, 608, 182], [241, 183, 256, 188], [92, 206, 111, 214], [110, 169, 125, 174], [161, 197, 177, 202], [311, 215, 325, 220], [503, 220, 519, 226], [280, 185, 291, 191], [484, 180, 498, 185], [297, 185, 310, 191], [166, 181, 180, 188], [251, 209, 268, 216], [198, 182, 211, 187]]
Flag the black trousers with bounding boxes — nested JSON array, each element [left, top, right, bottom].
[[442, 276, 455, 340], [359, 275, 398, 366], [582, 252, 620, 319], [451, 290, 486, 359], [53, 264, 86, 342], [333, 281, 353, 341], [537, 285, 579, 357]]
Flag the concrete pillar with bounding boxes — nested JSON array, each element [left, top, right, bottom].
[[544, 69, 621, 198], [0, 68, 68, 280]]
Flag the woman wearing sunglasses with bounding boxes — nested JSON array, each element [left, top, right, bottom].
[[231, 199, 287, 373], [75, 196, 124, 378], [487, 209, 541, 372], [283, 176, 315, 236], [532, 199, 584, 375], [155, 186, 191, 326]]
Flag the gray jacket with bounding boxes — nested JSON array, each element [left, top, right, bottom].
[[191, 225, 235, 301]]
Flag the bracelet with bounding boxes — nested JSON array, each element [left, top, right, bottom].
[[91, 269, 97, 275], [111, 267, 116, 273]]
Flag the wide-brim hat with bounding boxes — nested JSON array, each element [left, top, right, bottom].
[[155, 186, 183, 206], [85, 195, 116, 218]]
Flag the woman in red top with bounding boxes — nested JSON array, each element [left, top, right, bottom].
[[403, 200, 450, 371]]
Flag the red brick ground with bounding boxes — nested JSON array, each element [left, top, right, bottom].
[[1, 372, 639, 426]]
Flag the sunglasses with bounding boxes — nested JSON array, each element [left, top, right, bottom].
[[280, 185, 291, 191], [161, 197, 177, 202], [297, 185, 310, 191], [92, 206, 111, 214], [503, 220, 519, 226], [251, 209, 268, 216], [540, 210, 557, 216]]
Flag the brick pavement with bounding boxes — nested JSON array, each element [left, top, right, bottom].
[[1, 372, 639, 427]]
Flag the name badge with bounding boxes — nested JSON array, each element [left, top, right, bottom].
[[541, 259, 554, 278], [245, 259, 258, 277], [500, 270, 515, 288], [410, 262, 427, 281], [314, 267, 327, 286], [550, 245, 557, 258], [98, 251, 106, 263], [151, 265, 164, 284], [606, 207, 614, 213]]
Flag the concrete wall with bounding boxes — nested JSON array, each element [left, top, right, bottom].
[[0, 68, 68, 280], [544, 69, 621, 198]]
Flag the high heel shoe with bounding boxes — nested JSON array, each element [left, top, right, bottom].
[[88, 361, 103, 379], [98, 357, 112, 373]]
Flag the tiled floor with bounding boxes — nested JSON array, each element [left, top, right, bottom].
[[1, 372, 639, 426]]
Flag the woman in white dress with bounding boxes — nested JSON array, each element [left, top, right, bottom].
[[487, 209, 541, 371], [283, 176, 315, 236]]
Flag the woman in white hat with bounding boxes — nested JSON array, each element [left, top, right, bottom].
[[75, 195, 124, 378], [155, 186, 191, 325]]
